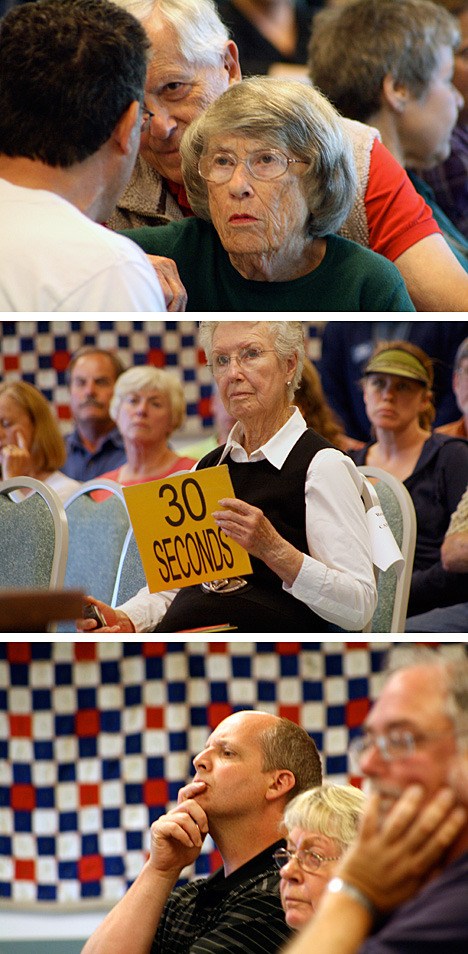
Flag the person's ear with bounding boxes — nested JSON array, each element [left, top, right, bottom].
[[223, 40, 242, 84], [286, 353, 298, 387], [112, 100, 141, 155], [382, 74, 410, 113], [265, 770, 296, 802]]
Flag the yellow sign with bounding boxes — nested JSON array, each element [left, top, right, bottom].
[[123, 465, 252, 593]]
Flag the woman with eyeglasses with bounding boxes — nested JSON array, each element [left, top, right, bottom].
[[118, 76, 414, 312], [77, 321, 377, 633], [349, 339, 468, 631], [276, 784, 366, 929]]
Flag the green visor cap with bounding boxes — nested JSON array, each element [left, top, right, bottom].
[[363, 348, 431, 386]]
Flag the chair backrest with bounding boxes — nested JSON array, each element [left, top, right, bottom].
[[358, 466, 417, 633], [0, 477, 68, 590], [60, 479, 131, 610], [112, 528, 147, 608]]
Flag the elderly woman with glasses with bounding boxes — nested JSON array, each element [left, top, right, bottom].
[[77, 321, 377, 634], [119, 77, 414, 312], [276, 784, 367, 929]]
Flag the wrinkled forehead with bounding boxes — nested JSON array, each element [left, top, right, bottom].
[[212, 321, 274, 352], [144, 16, 218, 75], [365, 666, 450, 732]]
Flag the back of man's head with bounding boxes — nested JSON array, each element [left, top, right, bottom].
[[308, 0, 459, 123], [0, 0, 150, 167], [260, 716, 322, 802], [112, 0, 229, 68]]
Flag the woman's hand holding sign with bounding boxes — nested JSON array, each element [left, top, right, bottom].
[[213, 497, 303, 589]]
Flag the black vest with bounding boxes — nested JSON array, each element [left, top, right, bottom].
[[154, 429, 334, 634]]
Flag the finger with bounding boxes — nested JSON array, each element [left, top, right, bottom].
[[217, 497, 252, 514], [13, 429, 28, 450], [411, 805, 467, 875], [172, 801, 209, 833], [177, 780, 207, 803], [76, 618, 99, 632], [158, 811, 207, 847], [379, 784, 427, 842]]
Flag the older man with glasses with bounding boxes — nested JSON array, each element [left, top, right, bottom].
[[284, 646, 468, 954]]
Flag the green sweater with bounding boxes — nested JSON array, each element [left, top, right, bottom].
[[121, 217, 415, 312]]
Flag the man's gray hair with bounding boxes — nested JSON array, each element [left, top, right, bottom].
[[111, 0, 229, 67], [385, 646, 468, 750], [181, 76, 357, 238], [199, 321, 306, 398]]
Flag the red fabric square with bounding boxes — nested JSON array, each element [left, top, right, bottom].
[[276, 643, 300, 655], [9, 714, 32, 737], [197, 396, 212, 419], [74, 644, 97, 662], [75, 709, 100, 737], [208, 703, 232, 727], [144, 779, 168, 806], [146, 706, 164, 729], [208, 644, 227, 654], [4, 355, 19, 371], [279, 705, 300, 724], [11, 784, 36, 810], [148, 349, 165, 367], [79, 784, 100, 806], [15, 859, 35, 880], [346, 698, 371, 728], [7, 643, 31, 663], [209, 848, 222, 873], [57, 404, 72, 420], [143, 643, 166, 657], [52, 351, 70, 372], [78, 854, 104, 882]]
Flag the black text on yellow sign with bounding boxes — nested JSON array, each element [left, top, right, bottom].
[[123, 465, 252, 593]]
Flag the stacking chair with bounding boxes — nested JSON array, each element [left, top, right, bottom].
[[358, 466, 417, 633], [57, 479, 131, 631], [112, 528, 147, 607], [0, 476, 68, 590]]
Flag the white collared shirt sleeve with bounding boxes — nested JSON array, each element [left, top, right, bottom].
[[284, 448, 377, 631], [119, 586, 179, 633]]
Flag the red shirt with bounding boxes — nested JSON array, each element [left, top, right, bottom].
[[365, 139, 440, 261]]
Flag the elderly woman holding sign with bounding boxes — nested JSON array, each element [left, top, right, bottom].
[[78, 321, 377, 633]]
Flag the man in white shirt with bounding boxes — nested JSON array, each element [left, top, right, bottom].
[[0, 0, 168, 312]]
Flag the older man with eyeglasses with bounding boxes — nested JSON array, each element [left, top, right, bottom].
[[286, 646, 468, 954]]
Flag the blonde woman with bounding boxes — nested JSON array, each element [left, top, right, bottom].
[[96, 366, 196, 488], [276, 784, 366, 929]]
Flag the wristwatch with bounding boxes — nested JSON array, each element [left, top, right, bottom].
[[327, 877, 378, 919]]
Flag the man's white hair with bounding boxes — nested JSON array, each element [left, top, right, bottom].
[[111, 0, 229, 67]]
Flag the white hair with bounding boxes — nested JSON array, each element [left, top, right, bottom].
[[111, 0, 229, 67], [110, 365, 186, 432], [199, 321, 305, 400]]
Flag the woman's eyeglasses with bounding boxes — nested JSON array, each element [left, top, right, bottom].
[[273, 847, 340, 874], [198, 148, 309, 184]]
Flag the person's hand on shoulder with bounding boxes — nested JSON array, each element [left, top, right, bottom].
[[147, 256, 187, 312]]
